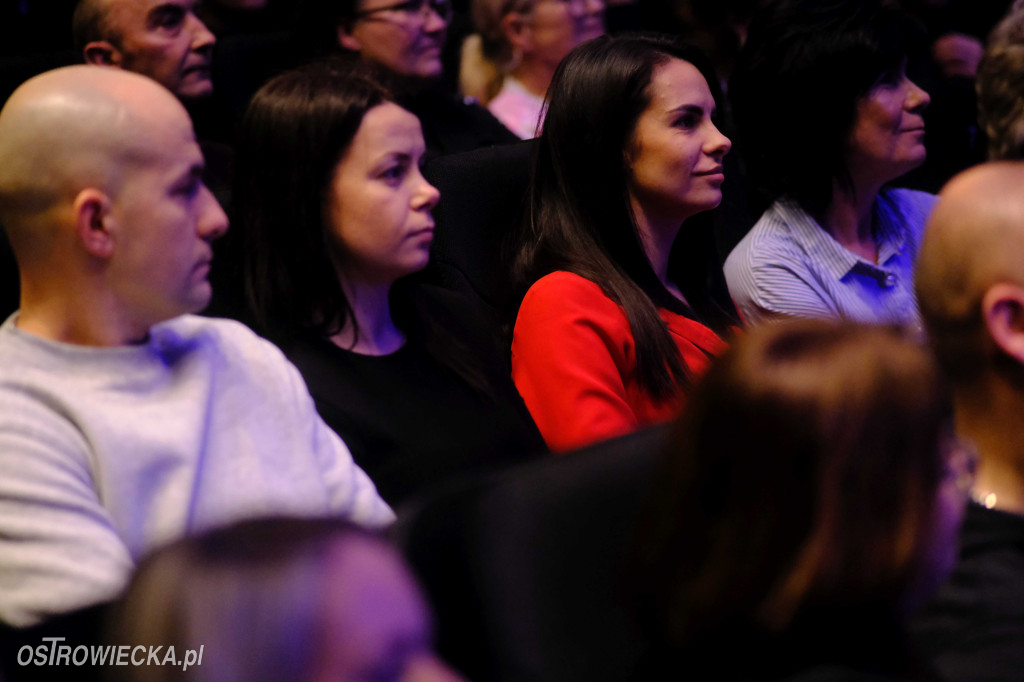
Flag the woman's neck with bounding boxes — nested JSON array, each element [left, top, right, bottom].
[[330, 277, 405, 356], [956, 381, 1024, 515], [821, 178, 883, 264], [631, 196, 686, 302], [509, 58, 555, 99]]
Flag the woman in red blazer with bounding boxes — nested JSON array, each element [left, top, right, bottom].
[[511, 34, 739, 451]]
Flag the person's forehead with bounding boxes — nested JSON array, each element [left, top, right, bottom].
[[109, 0, 198, 25], [648, 59, 710, 106], [121, 107, 202, 170]]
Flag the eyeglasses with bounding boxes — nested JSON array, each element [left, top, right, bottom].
[[354, 0, 453, 24], [518, 0, 597, 16]]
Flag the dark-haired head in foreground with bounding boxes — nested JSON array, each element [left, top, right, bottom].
[[633, 319, 969, 677], [107, 517, 462, 682]]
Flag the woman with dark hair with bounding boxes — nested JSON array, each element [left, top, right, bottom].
[[725, 0, 935, 327], [107, 517, 463, 682], [237, 61, 542, 505], [632, 320, 972, 680], [510, 33, 737, 452]]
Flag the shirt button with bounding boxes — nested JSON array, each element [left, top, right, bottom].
[[884, 274, 896, 287]]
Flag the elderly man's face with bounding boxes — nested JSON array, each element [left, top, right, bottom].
[[106, 0, 216, 99]]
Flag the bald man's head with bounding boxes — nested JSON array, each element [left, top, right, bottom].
[[917, 162, 1024, 385], [0, 66, 228, 335], [0, 65, 189, 248]]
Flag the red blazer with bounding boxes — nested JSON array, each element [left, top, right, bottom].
[[512, 271, 729, 452]]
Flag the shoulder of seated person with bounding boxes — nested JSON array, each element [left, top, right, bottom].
[[151, 315, 284, 360], [520, 272, 624, 321]]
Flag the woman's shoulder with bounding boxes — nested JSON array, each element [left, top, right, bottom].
[[878, 187, 938, 220], [725, 203, 816, 279], [523, 271, 612, 302], [877, 188, 938, 243], [516, 272, 629, 337]]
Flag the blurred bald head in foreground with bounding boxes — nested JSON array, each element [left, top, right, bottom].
[[916, 161, 1024, 514], [0, 65, 227, 346]]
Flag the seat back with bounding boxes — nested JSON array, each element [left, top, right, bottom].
[[394, 425, 666, 682], [420, 139, 534, 320]]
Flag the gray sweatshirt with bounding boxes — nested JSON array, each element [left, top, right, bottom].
[[0, 314, 393, 627]]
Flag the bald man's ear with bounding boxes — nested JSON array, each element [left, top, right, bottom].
[[982, 283, 1024, 364], [83, 41, 123, 68], [73, 189, 116, 259], [337, 23, 362, 52]]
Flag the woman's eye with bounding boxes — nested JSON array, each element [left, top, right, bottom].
[[381, 164, 407, 182], [175, 178, 200, 199], [876, 69, 904, 89], [676, 114, 699, 130]]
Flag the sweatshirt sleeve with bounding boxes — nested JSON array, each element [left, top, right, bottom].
[[0, 392, 134, 627], [511, 273, 639, 452]]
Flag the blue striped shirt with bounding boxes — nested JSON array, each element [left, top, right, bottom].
[[724, 188, 937, 329]]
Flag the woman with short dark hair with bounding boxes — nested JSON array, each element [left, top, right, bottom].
[[237, 61, 542, 504], [632, 320, 971, 679], [725, 0, 935, 327], [510, 34, 738, 451]]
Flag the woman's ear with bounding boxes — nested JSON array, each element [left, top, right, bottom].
[[337, 22, 362, 52], [502, 11, 532, 54], [982, 282, 1024, 364]]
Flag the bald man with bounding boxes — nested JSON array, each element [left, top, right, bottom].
[[912, 162, 1024, 682], [0, 66, 392, 628], [72, 0, 216, 100]]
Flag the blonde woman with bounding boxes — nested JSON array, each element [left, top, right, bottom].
[[462, 0, 604, 138]]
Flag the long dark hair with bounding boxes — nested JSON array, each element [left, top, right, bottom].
[[513, 33, 738, 403], [236, 60, 493, 396], [237, 60, 386, 339], [632, 320, 952, 652], [730, 0, 923, 215]]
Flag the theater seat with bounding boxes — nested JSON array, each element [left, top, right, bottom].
[[393, 425, 666, 682], [419, 138, 534, 320]]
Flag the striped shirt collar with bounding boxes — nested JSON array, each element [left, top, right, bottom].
[[773, 193, 907, 287]]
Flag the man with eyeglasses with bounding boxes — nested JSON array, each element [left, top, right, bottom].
[[314, 0, 518, 156], [911, 161, 1024, 682]]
